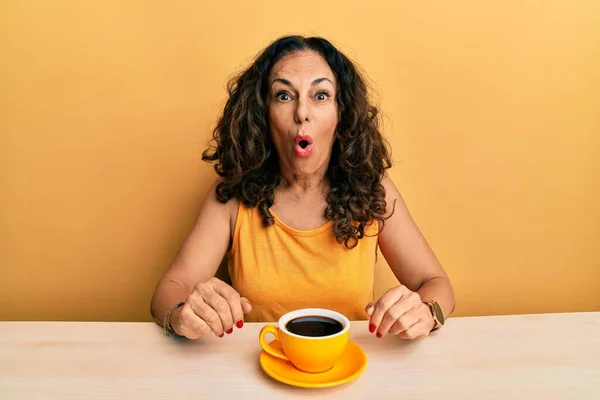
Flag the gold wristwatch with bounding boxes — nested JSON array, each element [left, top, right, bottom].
[[423, 300, 445, 331]]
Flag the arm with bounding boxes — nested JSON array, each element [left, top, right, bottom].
[[367, 175, 455, 338], [377, 175, 455, 317], [150, 178, 248, 337]]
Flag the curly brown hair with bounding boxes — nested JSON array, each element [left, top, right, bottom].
[[202, 35, 393, 248]]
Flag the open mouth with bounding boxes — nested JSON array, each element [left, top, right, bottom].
[[294, 135, 314, 158]]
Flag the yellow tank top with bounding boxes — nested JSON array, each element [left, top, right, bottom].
[[228, 202, 378, 322]]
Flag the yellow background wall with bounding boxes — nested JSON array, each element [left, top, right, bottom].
[[1, 1, 599, 321]]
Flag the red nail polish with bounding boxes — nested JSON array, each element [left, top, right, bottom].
[[219, 333, 224, 338], [236, 320, 243, 329], [369, 324, 377, 333], [376, 332, 383, 338], [226, 328, 233, 334]]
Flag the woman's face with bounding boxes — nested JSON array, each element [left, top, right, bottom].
[[267, 50, 339, 178]]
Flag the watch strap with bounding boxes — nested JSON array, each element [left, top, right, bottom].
[[163, 301, 185, 336], [424, 300, 444, 331]]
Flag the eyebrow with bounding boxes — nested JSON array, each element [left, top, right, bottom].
[[270, 77, 335, 88], [311, 77, 334, 87]]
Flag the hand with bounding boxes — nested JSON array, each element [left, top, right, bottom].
[[365, 285, 435, 340], [171, 277, 253, 339]]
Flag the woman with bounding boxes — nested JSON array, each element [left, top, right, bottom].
[[151, 35, 455, 340]]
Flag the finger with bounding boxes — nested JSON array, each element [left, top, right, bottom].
[[241, 297, 253, 314], [189, 298, 225, 336], [388, 307, 422, 336], [376, 300, 415, 338], [365, 303, 374, 318], [369, 286, 407, 333], [174, 304, 213, 339], [203, 291, 235, 334], [213, 281, 244, 330], [398, 319, 430, 340]]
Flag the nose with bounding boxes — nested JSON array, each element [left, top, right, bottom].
[[294, 97, 310, 124]]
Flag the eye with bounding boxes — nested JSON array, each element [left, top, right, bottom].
[[276, 91, 292, 102], [315, 91, 330, 101]]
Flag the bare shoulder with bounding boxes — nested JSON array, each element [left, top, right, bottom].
[[167, 177, 239, 285], [203, 177, 240, 237], [381, 173, 399, 196], [377, 173, 448, 288], [377, 173, 420, 243], [224, 186, 240, 237], [380, 173, 408, 216]]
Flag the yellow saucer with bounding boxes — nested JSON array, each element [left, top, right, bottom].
[[259, 339, 367, 388]]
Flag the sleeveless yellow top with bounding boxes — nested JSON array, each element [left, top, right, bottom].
[[228, 202, 378, 322]]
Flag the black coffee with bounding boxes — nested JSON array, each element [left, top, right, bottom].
[[285, 315, 344, 337]]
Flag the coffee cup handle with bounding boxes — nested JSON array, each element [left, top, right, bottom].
[[259, 325, 289, 361]]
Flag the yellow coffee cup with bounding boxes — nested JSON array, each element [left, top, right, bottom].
[[259, 308, 350, 373]]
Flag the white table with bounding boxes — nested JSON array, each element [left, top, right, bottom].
[[1, 312, 599, 399]]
